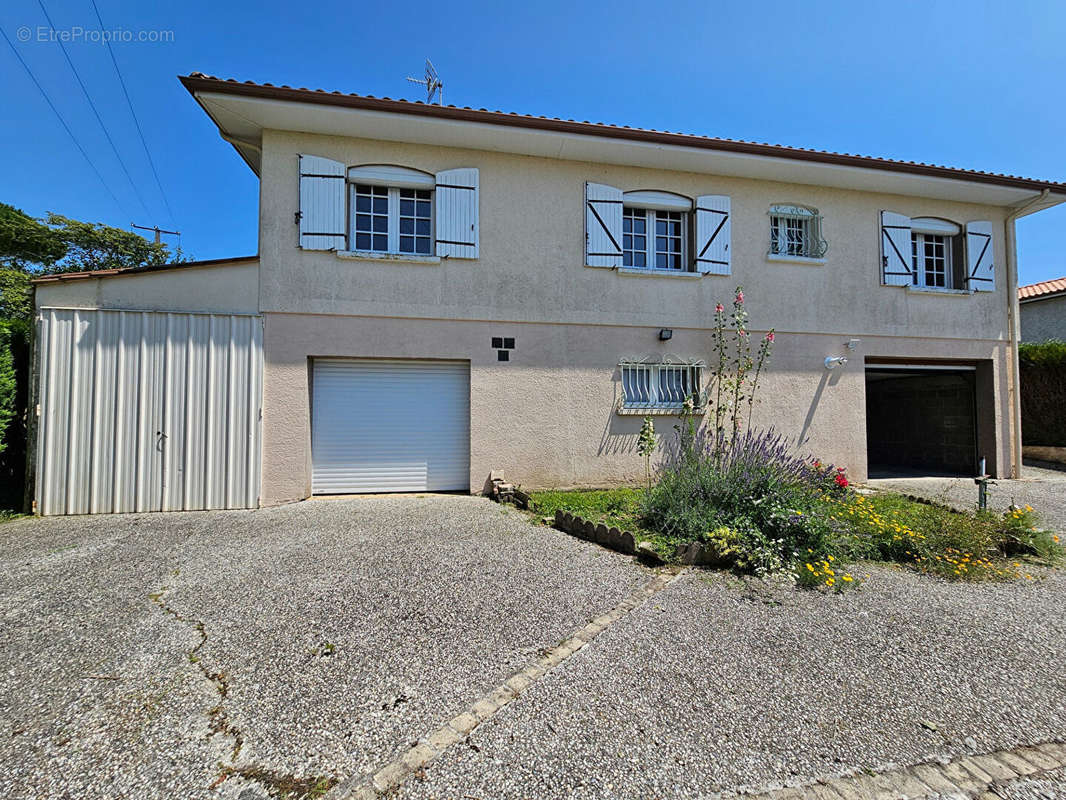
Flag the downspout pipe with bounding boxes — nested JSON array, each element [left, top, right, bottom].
[[1004, 188, 1049, 478]]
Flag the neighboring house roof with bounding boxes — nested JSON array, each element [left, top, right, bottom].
[[31, 255, 258, 284], [1018, 277, 1066, 302], [179, 72, 1066, 208]]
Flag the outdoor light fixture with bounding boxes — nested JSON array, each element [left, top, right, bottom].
[[846, 338, 861, 350], [659, 328, 673, 341], [825, 356, 848, 370]]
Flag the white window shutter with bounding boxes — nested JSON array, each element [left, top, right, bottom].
[[880, 210, 913, 286], [695, 195, 731, 275], [435, 168, 479, 259], [298, 154, 347, 250], [585, 182, 623, 267], [965, 220, 995, 292]]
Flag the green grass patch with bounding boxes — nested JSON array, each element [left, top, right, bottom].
[[530, 488, 676, 559]]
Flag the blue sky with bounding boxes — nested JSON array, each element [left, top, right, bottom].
[[2, 0, 1064, 284]]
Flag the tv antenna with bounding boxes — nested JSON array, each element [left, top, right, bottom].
[[406, 59, 444, 105]]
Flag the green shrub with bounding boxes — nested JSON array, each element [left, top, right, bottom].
[[641, 428, 850, 572], [1019, 339, 1066, 446], [0, 323, 15, 456]]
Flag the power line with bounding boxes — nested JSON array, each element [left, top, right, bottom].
[[0, 25, 129, 216], [89, 0, 176, 226], [36, 0, 152, 218]]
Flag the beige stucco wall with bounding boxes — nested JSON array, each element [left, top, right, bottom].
[[261, 312, 1010, 506], [1020, 295, 1066, 342], [34, 261, 260, 315], [258, 130, 1011, 342], [253, 129, 1016, 501]]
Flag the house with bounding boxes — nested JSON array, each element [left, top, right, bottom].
[[1019, 277, 1066, 342], [27, 73, 1066, 515]]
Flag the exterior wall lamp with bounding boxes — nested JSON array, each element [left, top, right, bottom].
[[825, 356, 848, 370], [659, 328, 673, 341]]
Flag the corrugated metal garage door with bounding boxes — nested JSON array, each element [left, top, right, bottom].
[[311, 359, 470, 493], [35, 309, 263, 515]]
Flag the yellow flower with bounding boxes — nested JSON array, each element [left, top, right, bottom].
[[843, 575, 854, 583], [806, 563, 814, 571], [1025, 504, 1033, 512], [825, 578, 835, 586]]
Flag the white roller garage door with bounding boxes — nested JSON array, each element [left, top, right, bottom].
[[311, 359, 470, 493], [35, 308, 263, 515]]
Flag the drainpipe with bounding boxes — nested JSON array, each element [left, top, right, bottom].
[[1004, 188, 1049, 478]]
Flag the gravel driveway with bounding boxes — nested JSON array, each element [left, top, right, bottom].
[[1, 496, 1063, 800]]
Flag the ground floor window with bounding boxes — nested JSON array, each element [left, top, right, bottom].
[[620, 361, 703, 411]]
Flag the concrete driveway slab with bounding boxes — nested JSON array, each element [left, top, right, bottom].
[[0, 496, 648, 799]]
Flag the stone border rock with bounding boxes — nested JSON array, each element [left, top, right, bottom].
[[552, 510, 636, 556], [552, 510, 724, 566]]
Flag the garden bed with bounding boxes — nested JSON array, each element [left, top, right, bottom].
[[531, 486, 1060, 586]]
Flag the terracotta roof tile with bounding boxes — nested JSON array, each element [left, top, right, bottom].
[[1019, 277, 1066, 300], [180, 72, 1066, 194]]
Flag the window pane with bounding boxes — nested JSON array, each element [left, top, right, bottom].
[[416, 238, 431, 255], [372, 215, 388, 233], [355, 233, 371, 250], [400, 198, 414, 216], [623, 208, 649, 269], [400, 218, 414, 234], [373, 234, 387, 250], [417, 200, 431, 217], [416, 219, 430, 236], [373, 197, 388, 214], [356, 195, 370, 212], [356, 214, 370, 229], [399, 235, 414, 252]]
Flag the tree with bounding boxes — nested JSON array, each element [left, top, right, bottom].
[[0, 270, 32, 322], [45, 213, 184, 273], [0, 203, 66, 269]]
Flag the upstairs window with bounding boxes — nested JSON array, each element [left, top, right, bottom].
[[623, 208, 685, 270], [619, 360, 704, 413], [910, 218, 963, 290], [299, 157, 480, 259], [352, 185, 433, 255], [621, 191, 691, 272], [768, 204, 827, 259], [349, 166, 435, 256]]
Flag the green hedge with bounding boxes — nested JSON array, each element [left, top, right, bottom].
[[1019, 340, 1066, 447], [0, 320, 29, 511]]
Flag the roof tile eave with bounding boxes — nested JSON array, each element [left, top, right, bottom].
[[1018, 277, 1066, 300], [179, 72, 1066, 195]]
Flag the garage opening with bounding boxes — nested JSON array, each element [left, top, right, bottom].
[[865, 365, 978, 478], [311, 358, 470, 494]]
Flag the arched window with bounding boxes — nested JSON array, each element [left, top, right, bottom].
[[910, 217, 962, 289], [621, 190, 693, 271], [768, 204, 827, 259], [347, 165, 435, 255]]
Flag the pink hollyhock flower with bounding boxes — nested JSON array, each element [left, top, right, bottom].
[[765, 331, 775, 342], [736, 291, 744, 303], [715, 303, 724, 313]]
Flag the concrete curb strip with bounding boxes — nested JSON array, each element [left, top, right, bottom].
[[327, 570, 682, 799], [734, 741, 1066, 800]]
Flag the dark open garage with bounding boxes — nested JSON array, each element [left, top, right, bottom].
[[865, 366, 980, 477]]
